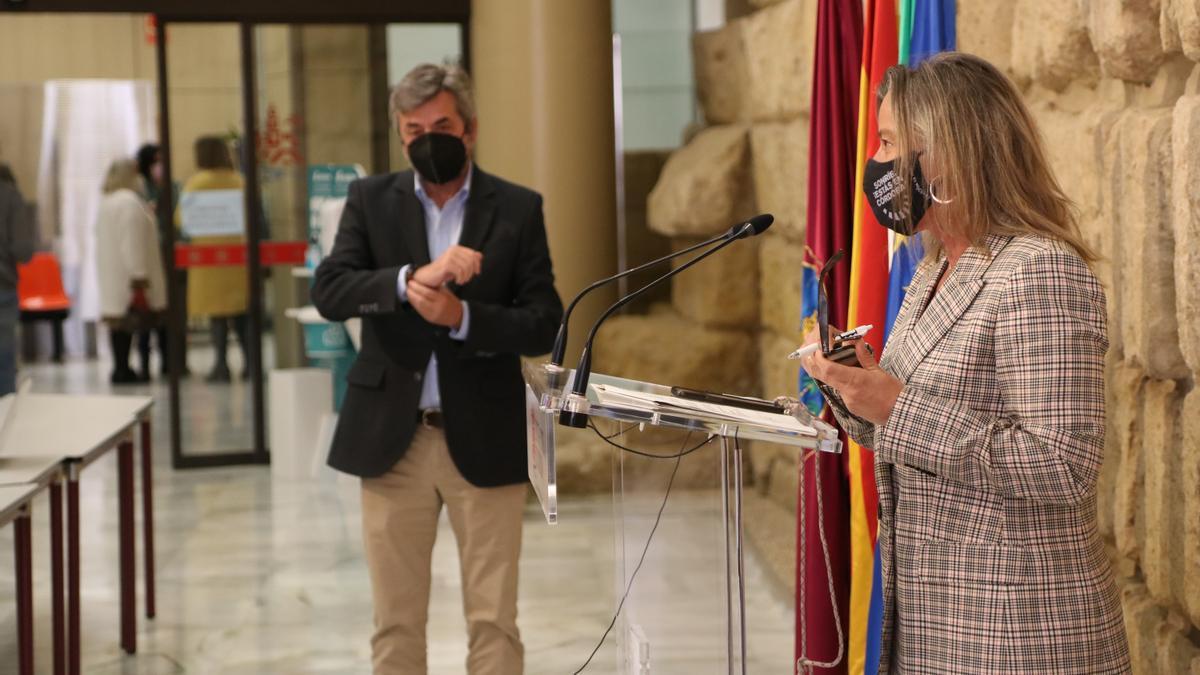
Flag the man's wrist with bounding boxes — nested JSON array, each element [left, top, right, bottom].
[[448, 300, 470, 340], [452, 301, 464, 330]]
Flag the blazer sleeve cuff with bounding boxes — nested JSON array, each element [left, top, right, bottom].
[[397, 264, 412, 303], [817, 380, 876, 446], [449, 301, 470, 341]]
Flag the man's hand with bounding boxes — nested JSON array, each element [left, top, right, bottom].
[[408, 279, 464, 329], [412, 245, 482, 287], [803, 337, 902, 426]]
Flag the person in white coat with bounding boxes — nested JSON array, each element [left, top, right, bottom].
[[96, 159, 167, 385]]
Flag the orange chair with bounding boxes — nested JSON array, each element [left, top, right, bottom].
[[17, 252, 70, 362]]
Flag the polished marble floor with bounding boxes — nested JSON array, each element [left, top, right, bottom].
[[0, 354, 795, 674]]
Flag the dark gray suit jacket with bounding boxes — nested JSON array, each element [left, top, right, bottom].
[[0, 182, 36, 292], [311, 167, 562, 486]]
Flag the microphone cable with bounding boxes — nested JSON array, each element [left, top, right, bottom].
[[572, 427, 715, 674], [588, 420, 715, 460]]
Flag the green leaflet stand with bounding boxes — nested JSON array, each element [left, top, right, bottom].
[[289, 164, 366, 411]]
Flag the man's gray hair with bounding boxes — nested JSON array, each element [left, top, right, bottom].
[[389, 63, 476, 126]]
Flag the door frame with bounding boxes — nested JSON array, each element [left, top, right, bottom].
[[3, 1, 469, 23], [146, 9, 470, 468]]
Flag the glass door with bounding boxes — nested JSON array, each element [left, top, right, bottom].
[[249, 21, 464, 466], [157, 17, 466, 467], [158, 22, 270, 467]]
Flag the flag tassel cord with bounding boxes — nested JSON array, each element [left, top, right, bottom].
[[796, 446, 845, 674]]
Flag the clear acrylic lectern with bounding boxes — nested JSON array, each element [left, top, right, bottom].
[[523, 361, 842, 674]]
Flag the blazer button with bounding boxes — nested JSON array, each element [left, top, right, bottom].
[[414, 372, 422, 382]]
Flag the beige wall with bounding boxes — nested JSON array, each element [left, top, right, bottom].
[[0, 14, 155, 83], [164, 23, 243, 180], [0, 84, 46, 195], [299, 26, 374, 167], [0, 15, 247, 191], [0, 14, 156, 191]]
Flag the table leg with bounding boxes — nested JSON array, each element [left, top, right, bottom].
[[50, 480, 65, 675], [67, 463, 80, 675], [15, 507, 33, 675], [118, 440, 136, 654], [140, 418, 156, 619]]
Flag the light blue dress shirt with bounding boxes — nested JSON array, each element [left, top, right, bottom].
[[396, 166, 473, 410]]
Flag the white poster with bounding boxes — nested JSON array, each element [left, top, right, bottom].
[[36, 80, 156, 356], [179, 189, 245, 238]]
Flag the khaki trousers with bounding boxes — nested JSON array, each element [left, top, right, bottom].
[[361, 426, 526, 675]]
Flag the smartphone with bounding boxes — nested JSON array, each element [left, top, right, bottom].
[[670, 387, 785, 414], [825, 339, 873, 368]]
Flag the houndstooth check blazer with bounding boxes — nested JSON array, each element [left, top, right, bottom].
[[821, 233, 1131, 674]]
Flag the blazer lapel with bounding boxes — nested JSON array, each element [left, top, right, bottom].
[[885, 234, 1012, 383], [879, 258, 938, 373], [393, 171, 431, 267], [457, 167, 497, 252]]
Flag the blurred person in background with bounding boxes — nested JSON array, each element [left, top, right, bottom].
[[96, 159, 167, 385], [136, 143, 186, 376], [177, 136, 249, 383], [0, 165, 36, 394]]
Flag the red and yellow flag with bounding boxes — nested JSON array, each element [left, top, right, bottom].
[[845, 0, 898, 673]]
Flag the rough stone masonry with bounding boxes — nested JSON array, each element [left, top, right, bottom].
[[597, 1, 1200, 671]]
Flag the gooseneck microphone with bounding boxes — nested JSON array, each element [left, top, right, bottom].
[[558, 213, 774, 428], [548, 214, 775, 368]]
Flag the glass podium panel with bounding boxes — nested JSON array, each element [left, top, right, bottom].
[[614, 435, 730, 673], [522, 361, 838, 673], [610, 431, 799, 674]]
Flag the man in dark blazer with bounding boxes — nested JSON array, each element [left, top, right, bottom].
[[312, 64, 562, 675]]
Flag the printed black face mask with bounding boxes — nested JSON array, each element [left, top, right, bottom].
[[862, 154, 931, 235]]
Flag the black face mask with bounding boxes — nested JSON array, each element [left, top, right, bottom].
[[862, 154, 931, 235], [407, 132, 468, 185]]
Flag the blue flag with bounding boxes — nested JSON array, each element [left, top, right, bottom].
[[907, 0, 956, 66], [885, 236, 924, 341], [798, 263, 825, 416]]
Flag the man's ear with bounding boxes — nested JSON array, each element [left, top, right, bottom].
[[464, 117, 479, 147]]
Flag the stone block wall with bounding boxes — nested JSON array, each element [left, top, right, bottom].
[[599, 0, 1200, 667], [957, 1, 1200, 669], [596, 0, 817, 596]]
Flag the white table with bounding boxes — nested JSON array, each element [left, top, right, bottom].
[[0, 484, 40, 675], [0, 455, 64, 488], [1, 393, 154, 675]]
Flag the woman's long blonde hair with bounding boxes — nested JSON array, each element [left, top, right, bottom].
[[879, 52, 1097, 263]]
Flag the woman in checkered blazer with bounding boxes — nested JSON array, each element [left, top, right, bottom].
[[803, 53, 1131, 674]]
